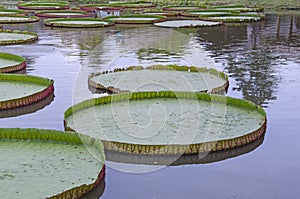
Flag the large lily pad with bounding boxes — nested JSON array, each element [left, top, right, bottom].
[[204, 14, 264, 23], [162, 6, 206, 11], [104, 14, 166, 24], [0, 15, 39, 23], [44, 18, 114, 28], [180, 9, 235, 17], [64, 91, 266, 155], [80, 4, 123, 12], [18, 2, 69, 10], [35, 10, 91, 18], [0, 9, 25, 16], [0, 52, 26, 73], [211, 5, 264, 12], [88, 65, 229, 94], [0, 73, 54, 110], [0, 29, 38, 45], [106, 134, 265, 166], [153, 19, 221, 28], [112, 1, 155, 8], [0, 128, 105, 199]]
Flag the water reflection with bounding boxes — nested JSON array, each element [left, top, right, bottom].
[[195, 13, 300, 106]]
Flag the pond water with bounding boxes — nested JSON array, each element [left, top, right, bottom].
[[0, 12, 299, 199]]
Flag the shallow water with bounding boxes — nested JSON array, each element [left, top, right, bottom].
[[0, 12, 300, 198]]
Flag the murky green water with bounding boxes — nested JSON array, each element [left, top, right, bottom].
[[0, 12, 299, 199]]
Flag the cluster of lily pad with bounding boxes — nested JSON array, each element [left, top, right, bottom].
[[0, 1, 268, 197], [0, 2, 109, 198]]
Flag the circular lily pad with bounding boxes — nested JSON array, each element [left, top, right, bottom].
[[104, 14, 166, 24], [0, 52, 26, 73], [0, 128, 105, 199], [44, 18, 114, 28], [18, 2, 69, 11], [0, 29, 38, 45], [181, 9, 234, 17], [113, 1, 155, 8], [211, 5, 264, 12], [88, 65, 229, 94], [80, 4, 123, 12], [142, 11, 178, 17], [162, 6, 206, 11], [64, 91, 267, 155], [0, 9, 25, 16], [0, 15, 39, 23], [205, 14, 264, 23], [154, 19, 221, 28], [0, 92, 54, 118], [106, 134, 265, 165], [0, 73, 54, 110], [35, 10, 91, 18]]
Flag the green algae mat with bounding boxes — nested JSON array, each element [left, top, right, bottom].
[[88, 65, 229, 94], [64, 91, 266, 155], [0, 29, 38, 45], [104, 14, 166, 24], [0, 52, 26, 73], [0, 16, 39, 23], [0, 73, 54, 110], [44, 18, 114, 28], [153, 20, 221, 28], [0, 128, 105, 199]]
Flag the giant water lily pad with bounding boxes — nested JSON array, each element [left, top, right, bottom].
[[64, 91, 266, 155], [181, 9, 234, 17], [211, 5, 264, 12], [88, 65, 229, 94], [106, 135, 265, 165], [142, 11, 178, 17], [0, 9, 25, 15], [0, 52, 26, 73], [0, 15, 39, 23], [104, 14, 166, 24], [162, 6, 205, 11], [44, 18, 114, 28], [80, 4, 123, 12], [112, 1, 155, 8], [205, 14, 264, 23], [0, 73, 54, 110], [35, 10, 91, 18], [154, 19, 221, 28], [18, 2, 69, 10], [0, 29, 38, 45], [0, 128, 105, 199]]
